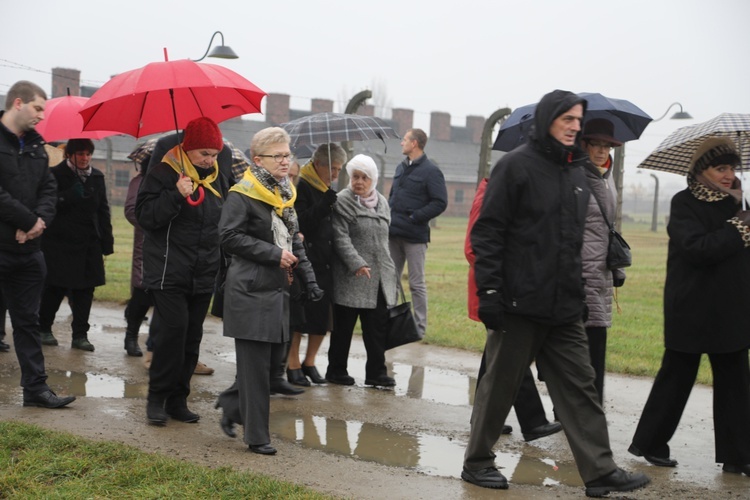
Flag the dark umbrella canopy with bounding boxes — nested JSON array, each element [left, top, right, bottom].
[[280, 112, 400, 148], [493, 92, 652, 152]]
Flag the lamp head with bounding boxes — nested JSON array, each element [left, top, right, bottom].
[[671, 110, 692, 120], [207, 44, 238, 60]]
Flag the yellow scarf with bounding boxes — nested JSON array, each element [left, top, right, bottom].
[[299, 161, 329, 193], [230, 167, 297, 217], [162, 145, 222, 198]]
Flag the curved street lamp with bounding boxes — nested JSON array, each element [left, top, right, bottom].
[[652, 102, 692, 122], [192, 31, 239, 62]]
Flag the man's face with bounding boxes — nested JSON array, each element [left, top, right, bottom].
[[401, 133, 416, 156], [15, 95, 46, 133], [549, 104, 583, 146]]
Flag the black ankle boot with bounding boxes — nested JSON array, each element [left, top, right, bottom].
[[125, 336, 143, 357], [146, 400, 168, 425]]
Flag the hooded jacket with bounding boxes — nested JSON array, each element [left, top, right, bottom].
[[0, 114, 57, 254], [471, 90, 590, 325]]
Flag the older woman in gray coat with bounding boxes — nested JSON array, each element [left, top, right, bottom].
[[580, 119, 627, 405], [218, 127, 321, 455], [326, 154, 399, 387]]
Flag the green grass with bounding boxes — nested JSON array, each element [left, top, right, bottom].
[[98, 210, 712, 385], [0, 421, 331, 499]]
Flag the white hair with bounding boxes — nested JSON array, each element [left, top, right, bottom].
[[345, 154, 378, 189]]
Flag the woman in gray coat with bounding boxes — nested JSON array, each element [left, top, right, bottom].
[[326, 154, 399, 387], [218, 127, 321, 455], [580, 119, 627, 405]]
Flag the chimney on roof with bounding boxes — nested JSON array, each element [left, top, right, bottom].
[[311, 98, 333, 113], [391, 108, 414, 136], [430, 111, 451, 141], [266, 93, 290, 125], [466, 115, 485, 144], [51, 68, 81, 97], [359, 104, 374, 117]]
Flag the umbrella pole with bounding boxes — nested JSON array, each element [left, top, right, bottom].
[[327, 143, 332, 186], [169, 88, 204, 207]]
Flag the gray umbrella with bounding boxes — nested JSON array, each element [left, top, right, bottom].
[[637, 113, 750, 175], [280, 112, 400, 149]]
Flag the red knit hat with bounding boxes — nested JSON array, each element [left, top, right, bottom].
[[182, 117, 223, 151]]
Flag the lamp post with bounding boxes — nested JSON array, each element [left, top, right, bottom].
[[192, 31, 239, 62], [638, 171, 660, 232]]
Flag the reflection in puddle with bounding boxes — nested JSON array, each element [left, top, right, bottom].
[[271, 410, 579, 485]]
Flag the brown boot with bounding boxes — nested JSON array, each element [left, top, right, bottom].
[[194, 361, 214, 375]]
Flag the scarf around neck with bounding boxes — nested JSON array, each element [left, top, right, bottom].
[[689, 172, 743, 204], [231, 164, 298, 234], [357, 189, 379, 211], [67, 159, 92, 181], [162, 145, 221, 199], [299, 161, 329, 193]]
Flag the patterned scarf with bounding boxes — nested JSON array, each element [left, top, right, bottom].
[[67, 159, 92, 182], [230, 164, 298, 235], [162, 145, 222, 198], [299, 161, 329, 193], [688, 173, 743, 204]]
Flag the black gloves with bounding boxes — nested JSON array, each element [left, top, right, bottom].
[[306, 282, 325, 302], [324, 189, 338, 206], [613, 276, 625, 288], [477, 291, 504, 331]]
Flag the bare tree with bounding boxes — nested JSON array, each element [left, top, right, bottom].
[[369, 78, 392, 118]]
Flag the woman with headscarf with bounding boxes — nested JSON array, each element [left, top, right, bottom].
[[326, 154, 399, 387], [287, 143, 346, 387], [629, 137, 750, 477], [136, 117, 230, 426], [218, 127, 321, 455], [38, 138, 114, 351]]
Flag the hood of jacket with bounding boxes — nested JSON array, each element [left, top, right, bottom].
[[528, 90, 588, 164]]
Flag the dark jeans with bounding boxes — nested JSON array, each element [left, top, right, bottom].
[[147, 289, 210, 406], [0, 250, 49, 393], [329, 289, 389, 379], [39, 285, 94, 339]]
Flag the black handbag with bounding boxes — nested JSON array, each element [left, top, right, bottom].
[[591, 187, 632, 270], [385, 286, 422, 350]]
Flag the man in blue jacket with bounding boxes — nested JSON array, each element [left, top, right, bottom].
[[0, 80, 75, 409], [388, 128, 447, 336], [462, 90, 648, 497]]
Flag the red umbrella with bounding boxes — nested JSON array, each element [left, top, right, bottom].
[[36, 95, 120, 142], [79, 53, 266, 138]]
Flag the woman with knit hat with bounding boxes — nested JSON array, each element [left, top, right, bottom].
[[326, 154, 399, 387], [136, 116, 231, 426], [629, 137, 750, 477], [217, 127, 321, 455]]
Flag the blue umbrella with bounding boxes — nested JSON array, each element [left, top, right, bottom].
[[493, 92, 653, 152]]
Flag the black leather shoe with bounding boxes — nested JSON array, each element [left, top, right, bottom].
[[0, 339, 10, 352], [286, 368, 311, 387], [40, 331, 58, 346], [584, 468, 650, 497], [166, 407, 200, 423], [628, 444, 678, 467], [71, 338, 95, 351], [302, 365, 326, 384], [249, 444, 277, 455], [461, 466, 508, 489], [270, 379, 304, 395], [365, 375, 396, 387], [326, 372, 355, 386], [219, 414, 237, 438], [124, 338, 143, 357], [523, 421, 562, 442], [23, 390, 75, 408], [146, 401, 168, 425], [722, 463, 750, 476], [501, 425, 513, 435]]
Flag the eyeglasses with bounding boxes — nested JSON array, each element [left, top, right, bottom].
[[257, 153, 294, 163], [588, 141, 614, 150]]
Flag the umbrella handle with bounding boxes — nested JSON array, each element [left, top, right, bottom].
[[185, 185, 205, 206]]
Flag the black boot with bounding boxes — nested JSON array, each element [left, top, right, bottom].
[[146, 400, 168, 425], [124, 335, 143, 357]]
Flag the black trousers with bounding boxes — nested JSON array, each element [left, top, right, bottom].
[[124, 286, 152, 339], [585, 326, 607, 405], [329, 289, 389, 380], [0, 250, 49, 393], [147, 289, 210, 406], [477, 351, 550, 433], [631, 348, 750, 464], [39, 285, 94, 339]]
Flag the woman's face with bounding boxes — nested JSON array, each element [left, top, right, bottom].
[[703, 163, 736, 189], [350, 170, 373, 196], [254, 143, 292, 180], [186, 148, 220, 169], [69, 150, 93, 170]]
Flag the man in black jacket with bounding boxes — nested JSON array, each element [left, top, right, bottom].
[[0, 80, 75, 408], [388, 128, 447, 336], [461, 90, 648, 497]]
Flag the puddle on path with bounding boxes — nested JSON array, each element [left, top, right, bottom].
[[271, 410, 579, 485]]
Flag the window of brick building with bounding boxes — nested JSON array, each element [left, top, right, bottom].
[[115, 170, 130, 188]]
